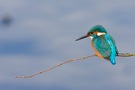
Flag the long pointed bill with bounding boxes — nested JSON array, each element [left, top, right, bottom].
[[75, 35, 89, 41]]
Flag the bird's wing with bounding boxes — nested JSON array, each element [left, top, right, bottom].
[[110, 36, 118, 55], [104, 34, 117, 65], [92, 35, 111, 59]]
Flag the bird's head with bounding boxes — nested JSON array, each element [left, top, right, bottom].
[[76, 25, 107, 41]]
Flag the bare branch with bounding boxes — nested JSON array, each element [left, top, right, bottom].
[[15, 52, 135, 79], [118, 53, 135, 57], [15, 54, 96, 78]]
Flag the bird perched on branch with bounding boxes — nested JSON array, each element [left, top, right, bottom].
[[76, 25, 118, 65]]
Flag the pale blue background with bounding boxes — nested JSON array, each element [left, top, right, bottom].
[[0, 0, 135, 90]]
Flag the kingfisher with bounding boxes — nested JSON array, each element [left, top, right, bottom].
[[76, 25, 118, 65]]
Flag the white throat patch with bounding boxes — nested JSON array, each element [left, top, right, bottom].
[[89, 36, 93, 40], [97, 32, 105, 36]]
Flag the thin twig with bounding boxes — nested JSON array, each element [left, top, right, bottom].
[[118, 53, 135, 57], [15, 53, 135, 79], [15, 54, 96, 78]]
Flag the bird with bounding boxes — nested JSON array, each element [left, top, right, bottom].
[[76, 25, 118, 65]]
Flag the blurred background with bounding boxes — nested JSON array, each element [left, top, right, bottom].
[[0, 0, 135, 90]]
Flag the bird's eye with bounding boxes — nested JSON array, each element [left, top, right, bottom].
[[87, 32, 90, 35], [87, 32, 93, 35], [90, 32, 93, 34]]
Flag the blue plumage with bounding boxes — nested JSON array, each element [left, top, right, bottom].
[[104, 34, 116, 65], [76, 25, 118, 65]]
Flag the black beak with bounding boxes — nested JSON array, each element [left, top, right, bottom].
[[75, 34, 89, 41]]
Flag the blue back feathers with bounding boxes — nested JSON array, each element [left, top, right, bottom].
[[104, 34, 116, 65]]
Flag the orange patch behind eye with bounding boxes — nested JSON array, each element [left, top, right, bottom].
[[93, 31, 98, 34]]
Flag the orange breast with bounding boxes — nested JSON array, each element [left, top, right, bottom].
[[90, 41, 104, 59]]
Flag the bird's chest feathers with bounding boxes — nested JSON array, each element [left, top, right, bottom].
[[91, 35, 107, 49], [90, 35, 110, 59], [91, 36, 105, 59], [93, 37, 104, 46]]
